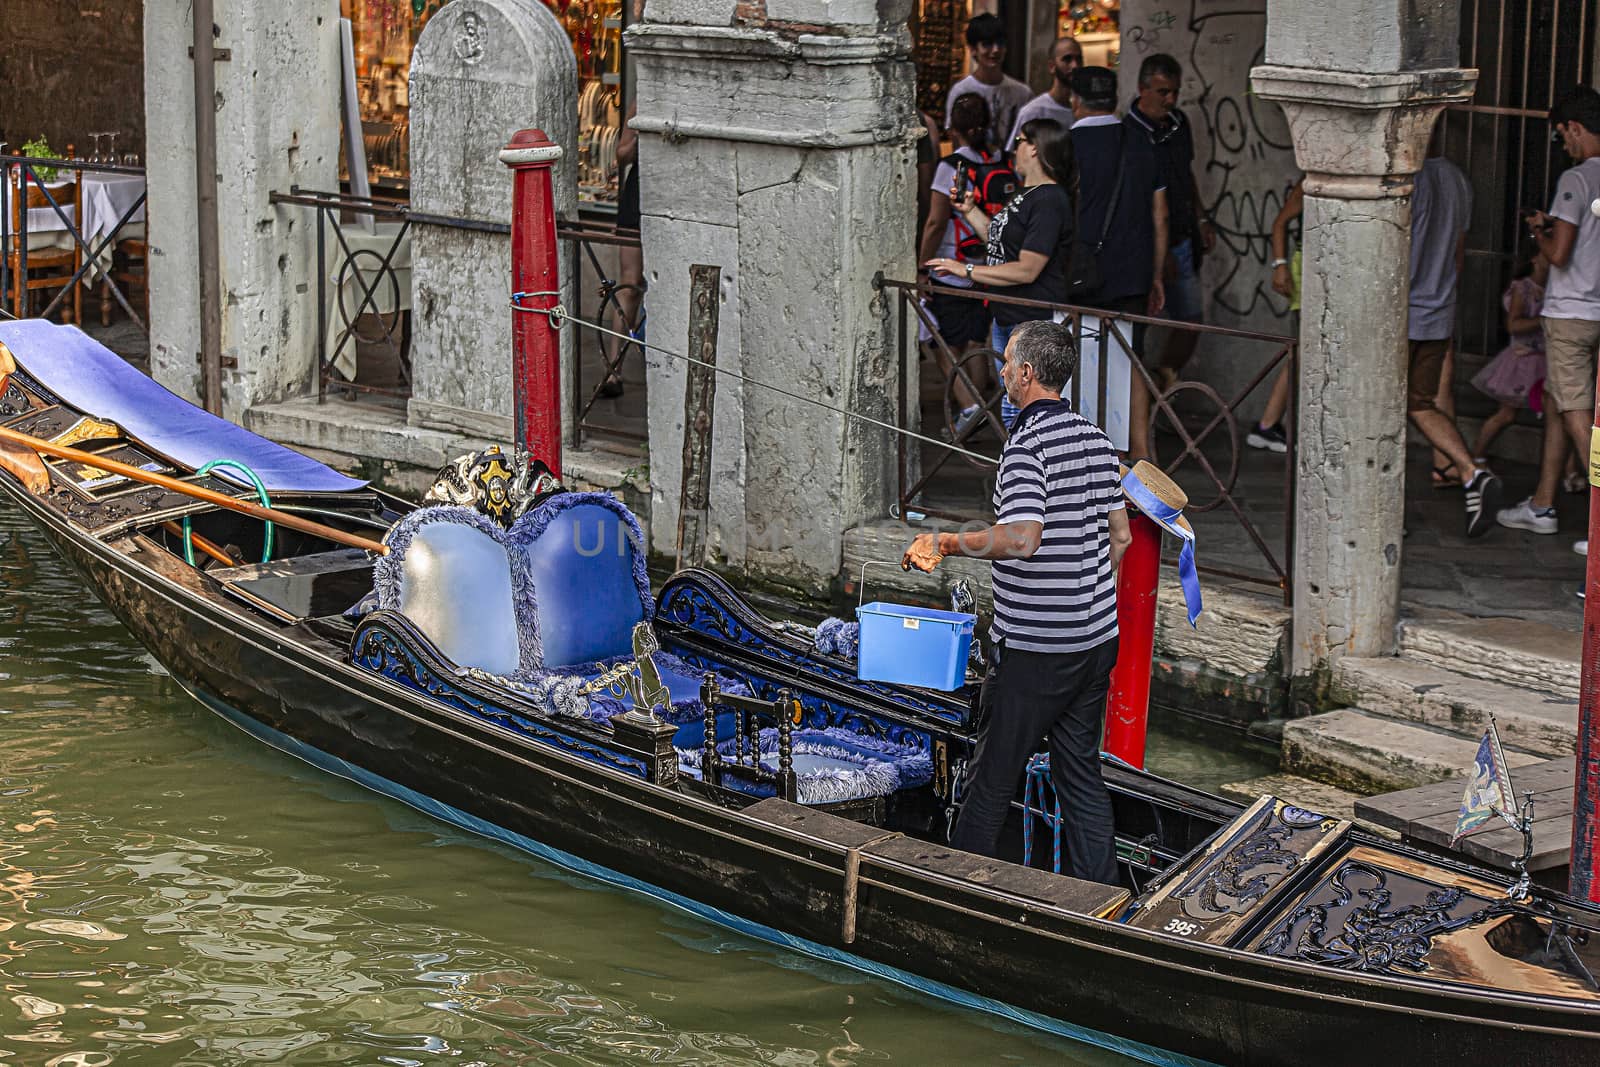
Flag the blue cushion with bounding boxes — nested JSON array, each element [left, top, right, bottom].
[[521, 503, 645, 668]]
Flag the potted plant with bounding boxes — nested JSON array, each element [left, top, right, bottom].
[[19, 137, 58, 183]]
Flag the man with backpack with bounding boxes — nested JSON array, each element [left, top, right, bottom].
[[1069, 66, 1167, 459], [944, 14, 1033, 153]]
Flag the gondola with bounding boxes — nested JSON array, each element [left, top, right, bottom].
[[0, 318, 1597, 1067]]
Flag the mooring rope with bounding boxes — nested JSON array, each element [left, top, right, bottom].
[[511, 295, 1001, 466]]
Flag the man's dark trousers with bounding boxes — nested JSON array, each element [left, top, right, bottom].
[[949, 637, 1121, 884]]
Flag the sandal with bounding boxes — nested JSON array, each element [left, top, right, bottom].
[[1431, 466, 1463, 490], [598, 373, 625, 399]]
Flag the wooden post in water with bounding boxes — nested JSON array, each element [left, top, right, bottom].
[[676, 264, 721, 570]]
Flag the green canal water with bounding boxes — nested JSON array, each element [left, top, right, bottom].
[[0, 506, 1269, 1065]]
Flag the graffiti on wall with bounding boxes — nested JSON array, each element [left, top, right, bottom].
[[1123, 1, 1298, 326]]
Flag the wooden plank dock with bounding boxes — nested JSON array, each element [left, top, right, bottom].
[[1354, 756, 1576, 874]]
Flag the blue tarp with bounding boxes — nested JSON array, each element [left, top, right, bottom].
[[0, 320, 367, 494]]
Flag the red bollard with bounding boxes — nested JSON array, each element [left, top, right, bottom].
[[1105, 513, 1162, 768], [500, 129, 565, 478], [1574, 393, 1600, 901]]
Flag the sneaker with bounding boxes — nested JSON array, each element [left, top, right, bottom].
[[952, 403, 983, 440], [1578, 585, 1587, 601], [1495, 497, 1558, 535], [1246, 423, 1288, 454], [1577, 540, 1589, 557], [1463, 470, 1503, 539]]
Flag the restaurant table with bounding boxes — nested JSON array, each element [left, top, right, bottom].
[[6, 172, 146, 274]]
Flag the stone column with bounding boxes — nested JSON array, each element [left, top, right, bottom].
[[144, 0, 341, 416], [408, 0, 578, 442], [629, 0, 918, 594], [1252, 3, 1475, 679]]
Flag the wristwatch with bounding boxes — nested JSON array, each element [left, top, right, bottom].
[[965, 262, 974, 280], [1270, 258, 1290, 269]]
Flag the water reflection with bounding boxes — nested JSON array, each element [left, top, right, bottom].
[[0, 507, 1130, 1065]]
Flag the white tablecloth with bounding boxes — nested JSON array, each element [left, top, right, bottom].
[[8, 174, 145, 276], [323, 221, 413, 380]]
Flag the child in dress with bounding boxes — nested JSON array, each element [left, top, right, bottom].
[[1471, 251, 1548, 461]]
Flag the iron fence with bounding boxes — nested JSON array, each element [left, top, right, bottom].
[[1, 154, 148, 328], [878, 276, 1299, 604], [267, 189, 645, 447]]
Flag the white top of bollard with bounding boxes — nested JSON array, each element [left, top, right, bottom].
[[499, 144, 565, 166]]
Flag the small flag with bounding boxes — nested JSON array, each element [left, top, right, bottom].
[[1451, 721, 1516, 844]]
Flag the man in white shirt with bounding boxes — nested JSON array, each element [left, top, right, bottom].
[[1006, 37, 1082, 154], [944, 14, 1033, 153], [1509, 87, 1600, 554]]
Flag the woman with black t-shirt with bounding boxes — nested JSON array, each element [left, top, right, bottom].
[[924, 117, 1076, 428]]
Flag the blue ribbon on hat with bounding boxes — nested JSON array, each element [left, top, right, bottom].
[[1121, 468, 1203, 627]]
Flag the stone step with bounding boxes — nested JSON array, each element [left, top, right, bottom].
[[1281, 708, 1544, 796], [1333, 656, 1579, 758], [1398, 613, 1581, 699]]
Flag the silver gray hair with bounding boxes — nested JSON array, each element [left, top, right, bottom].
[[1007, 319, 1079, 390]]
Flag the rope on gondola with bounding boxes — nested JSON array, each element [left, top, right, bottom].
[[511, 294, 1001, 466]]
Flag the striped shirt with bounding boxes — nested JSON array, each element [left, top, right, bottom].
[[991, 399, 1123, 653]]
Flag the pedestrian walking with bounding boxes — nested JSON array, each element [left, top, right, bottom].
[[944, 14, 1033, 155], [1510, 87, 1600, 557], [1249, 177, 1303, 454], [1406, 130, 1501, 537], [1006, 37, 1082, 153], [1069, 65, 1167, 459], [900, 319, 1131, 885], [1124, 53, 1214, 393], [924, 118, 1076, 429], [919, 92, 1003, 437]]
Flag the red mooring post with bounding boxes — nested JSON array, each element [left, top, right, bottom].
[[1104, 513, 1162, 768], [500, 129, 565, 477], [1574, 372, 1600, 901]]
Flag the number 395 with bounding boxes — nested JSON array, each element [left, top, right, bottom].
[[1163, 918, 1200, 937]]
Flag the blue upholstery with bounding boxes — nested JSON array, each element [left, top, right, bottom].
[[512, 500, 649, 669]]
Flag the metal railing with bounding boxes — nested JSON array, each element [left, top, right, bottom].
[[1, 154, 148, 328], [268, 189, 645, 447], [878, 276, 1299, 603]]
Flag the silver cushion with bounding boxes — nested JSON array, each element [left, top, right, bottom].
[[397, 521, 520, 676]]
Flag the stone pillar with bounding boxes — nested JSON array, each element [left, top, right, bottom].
[[408, 0, 577, 443], [630, 0, 917, 593], [1252, 2, 1474, 678], [145, 0, 341, 416]]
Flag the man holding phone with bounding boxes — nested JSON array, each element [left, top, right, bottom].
[[1513, 87, 1600, 556]]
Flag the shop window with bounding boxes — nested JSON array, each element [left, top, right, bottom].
[[1061, 1, 1118, 68], [338, 0, 627, 209]]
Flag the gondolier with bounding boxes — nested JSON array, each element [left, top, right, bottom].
[[902, 319, 1130, 884]]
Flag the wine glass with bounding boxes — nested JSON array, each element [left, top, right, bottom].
[[122, 152, 140, 168], [105, 132, 120, 167]]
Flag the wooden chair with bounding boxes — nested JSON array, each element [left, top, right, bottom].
[[103, 227, 148, 327], [5, 172, 82, 324]]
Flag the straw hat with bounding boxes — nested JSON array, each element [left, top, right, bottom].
[[1120, 460, 1193, 538]]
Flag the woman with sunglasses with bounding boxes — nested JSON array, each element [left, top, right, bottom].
[[925, 117, 1077, 429]]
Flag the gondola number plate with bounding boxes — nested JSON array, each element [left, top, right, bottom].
[[1163, 919, 1200, 937]]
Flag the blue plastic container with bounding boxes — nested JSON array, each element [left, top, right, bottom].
[[855, 602, 977, 691]]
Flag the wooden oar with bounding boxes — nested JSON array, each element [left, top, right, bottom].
[[0, 423, 389, 556]]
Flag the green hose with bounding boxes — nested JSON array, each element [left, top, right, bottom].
[[183, 459, 273, 566]]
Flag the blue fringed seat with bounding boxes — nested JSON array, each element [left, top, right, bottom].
[[677, 727, 932, 805]]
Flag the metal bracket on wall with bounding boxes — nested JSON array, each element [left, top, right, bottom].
[[187, 47, 232, 61], [195, 353, 239, 369]]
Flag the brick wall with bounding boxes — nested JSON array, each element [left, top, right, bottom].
[[0, 0, 144, 157]]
